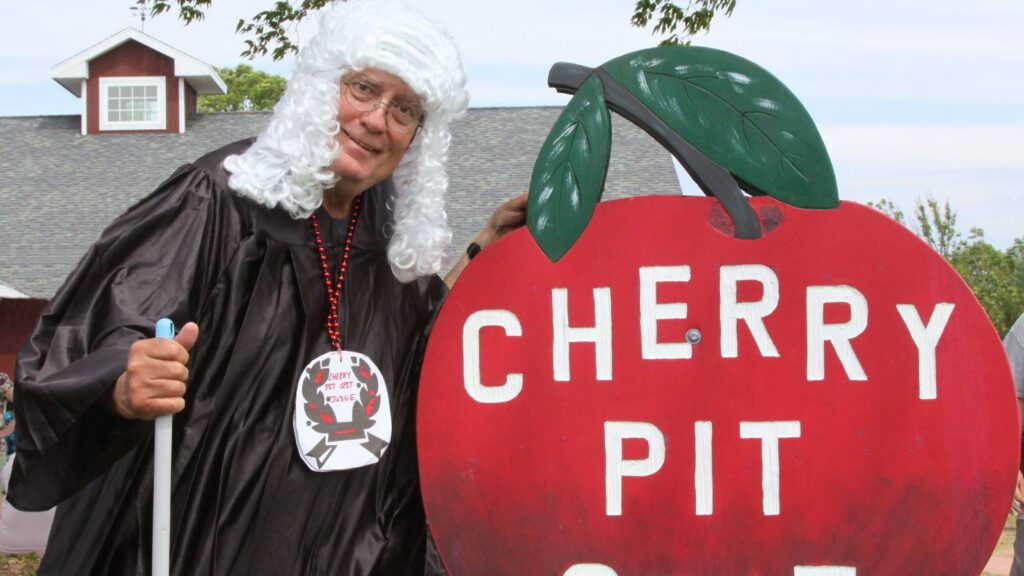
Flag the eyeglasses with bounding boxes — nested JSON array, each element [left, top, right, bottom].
[[342, 79, 423, 134]]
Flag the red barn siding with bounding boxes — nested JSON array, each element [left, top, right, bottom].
[[187, 83, 197, 116], [168, 79, 181, 133], [87, 40, 179, 135], [0, 299, 48, 378]]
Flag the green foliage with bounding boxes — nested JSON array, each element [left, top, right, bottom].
[[153, 1, 738, 60], [872, 196, 1024, 335], [949, 232, 1023, 336], [199, 64, 286, 112], [1007, 238, 1024, 288], [914, 197, 963, 259], [234, 0, 332, 61], [151, 0, 211, 25], [631, 0, 737, 46], [866, 198, 905, 225], [152, 0, 329, 60]]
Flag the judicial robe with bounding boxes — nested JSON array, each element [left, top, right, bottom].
[[9, 140, 448, 575]]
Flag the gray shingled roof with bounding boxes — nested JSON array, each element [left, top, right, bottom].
[[0, 108, 680, 298]]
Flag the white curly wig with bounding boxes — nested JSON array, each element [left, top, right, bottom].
[[223, 0, 469, 282]]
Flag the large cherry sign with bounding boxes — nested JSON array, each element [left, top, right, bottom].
[[418, 196, 1017, 575]]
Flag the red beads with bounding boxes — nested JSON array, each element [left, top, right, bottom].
[[310, 196, 362, 354]]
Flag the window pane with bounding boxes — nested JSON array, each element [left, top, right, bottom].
[[100, 83, 165, 124]]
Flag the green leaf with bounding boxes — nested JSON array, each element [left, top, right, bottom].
[[601, 46, 838, 209], [528, 73, 612, 262]]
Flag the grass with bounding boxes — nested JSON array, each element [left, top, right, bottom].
[[996, 513, 1017, 556], [0, 552, 39, 575]]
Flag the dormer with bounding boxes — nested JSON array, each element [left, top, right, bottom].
[[50, 28, 226, 136]]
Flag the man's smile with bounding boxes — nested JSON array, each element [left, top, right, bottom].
[[342, 129, 382, 154]]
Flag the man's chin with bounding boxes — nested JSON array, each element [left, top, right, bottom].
[[333, 160, 371, 183]]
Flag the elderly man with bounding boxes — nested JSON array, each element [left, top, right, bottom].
[[10, 1, 523, 574]]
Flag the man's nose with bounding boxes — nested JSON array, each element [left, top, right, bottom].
[[360, 103, 389, 131]]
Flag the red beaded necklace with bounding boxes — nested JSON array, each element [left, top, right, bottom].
[[311, 195, 362, 354]]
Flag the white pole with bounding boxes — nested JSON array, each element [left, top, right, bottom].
[[153, 318, 174, 576]]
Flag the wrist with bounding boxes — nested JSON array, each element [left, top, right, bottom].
[[107, 373, 131, 418]]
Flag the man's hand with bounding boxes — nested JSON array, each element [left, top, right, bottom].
[[112, 322, 199, 420], [475, 191, 528, 248], [444, 192, 528, 287]]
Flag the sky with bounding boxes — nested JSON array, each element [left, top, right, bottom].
[[2, 0, 1022, 248]]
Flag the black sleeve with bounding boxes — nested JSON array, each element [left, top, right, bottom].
[[9, 163, 240, 511]]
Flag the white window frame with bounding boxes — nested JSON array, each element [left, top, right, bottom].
[[98, 76, 167, 131]]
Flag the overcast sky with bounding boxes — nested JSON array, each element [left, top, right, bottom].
[[2, 0, 1021, 248]]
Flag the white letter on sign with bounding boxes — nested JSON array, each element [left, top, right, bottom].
[[720, 264, 780, 358], [806, 286, 868, 381], [553, 288, 613, 382], [695, 421, 713, 516], [740, 421, 801, 516], [896, 303, 954, 400], [564, 565, 618, 576], [605, 422, 665, 516], [639, 265, 691, 359], [794, 568, 856, 575], [463, 310, 523, 404]]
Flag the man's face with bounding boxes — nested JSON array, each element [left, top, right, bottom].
[[332, 68, 422, 195]]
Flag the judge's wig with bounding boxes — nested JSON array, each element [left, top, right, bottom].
[[223, 0, 468, 282]]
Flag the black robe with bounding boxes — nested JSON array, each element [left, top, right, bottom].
[[9, 140, 448, 575]]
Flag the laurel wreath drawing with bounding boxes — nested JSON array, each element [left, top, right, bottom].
[[302, 355, 381, 442]]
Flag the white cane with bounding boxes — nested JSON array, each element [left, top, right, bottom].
[[153, 318, 174, 576]]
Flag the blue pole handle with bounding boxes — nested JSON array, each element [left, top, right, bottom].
[[156, 318, 176, 340]]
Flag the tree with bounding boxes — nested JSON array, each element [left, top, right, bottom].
[[1008, 238, 1024, 291], [199, 64, 286, 112], [153, 0, 329, 60], [866, 198, 905, 225], [870, 197, 963, 258], [913, 197, 962, 259], [631, 0, 737, 46], [152, 1, 738, 60], [870, 196, 1024, 336], [949, 230, 1023, 336]]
